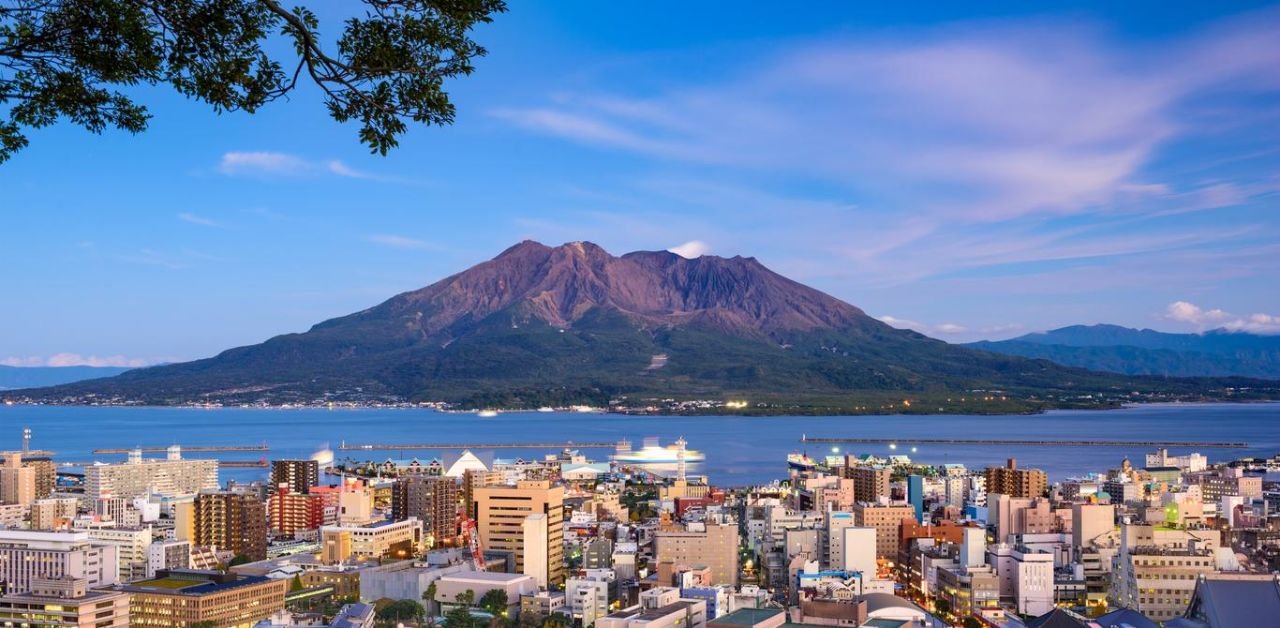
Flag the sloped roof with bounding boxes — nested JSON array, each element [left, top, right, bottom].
[[1096, 608, 1159, 628], [1184, 574, 1280, 628], [1025, 608, 1088, 628], [443, 449, 493, 476]]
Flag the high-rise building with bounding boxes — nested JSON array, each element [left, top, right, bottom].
[[523, 513, 550, 588], [654, 521, 739, 586], [907, 475, 925, 523], [268, 485, 330, 537], [845, 465, 891, 503], [83, 448, 218, 506], [21, 457, 57, 500], [0, 452, 36, 508], [984, 459, 1047, 499], [116, 569, 286, 627], [30, 497, 79, 530], [391, 475, 459, 545], [473, 480, 565, 586], [270, 459, 320, 494], [0, 530, 119, 594], [194, 491, 268, 562], [851, 503, 914, 559]]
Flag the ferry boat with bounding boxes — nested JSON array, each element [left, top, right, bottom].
[[613, 437, 705, 464], [788, 452, 818, 471]]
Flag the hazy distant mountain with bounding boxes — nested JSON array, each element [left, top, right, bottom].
[[0, 365, 132, 390], [969, 324, 1280, 379], [9, 243, 1269, 410]]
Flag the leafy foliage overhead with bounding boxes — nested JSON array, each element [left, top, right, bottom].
[[0, 0, 506, 163]]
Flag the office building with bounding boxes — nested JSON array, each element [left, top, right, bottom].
[[907, 475, 925, 523], [194, 491, 268, 562], [270, 459, 320, 494], [0, 576, 130, 627], [0, 452, 35, 508], [391, 475, 459, 545], [321, 518, 423, 564], [85, 527, 153, 583], [30, 497, 79, 530], [852, 503, 914, 559], [473, 480, 565, 586], [116, 569, 286, 627], [654, 521, 739, 586], [146, 539, 191, 578], [985, 459, 1047, 499], [0, 530, 119, 594], [83, 448, 217, 505]]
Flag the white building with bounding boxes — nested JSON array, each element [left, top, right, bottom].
[[566, 576, 611, 626], [83, 447, 217, 506], [84, 527, 152, 582], [146, 539, 191, 578], [0, 530, 119, 594]]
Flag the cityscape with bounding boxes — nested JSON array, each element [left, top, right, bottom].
[[3, 1, 1280, 628]]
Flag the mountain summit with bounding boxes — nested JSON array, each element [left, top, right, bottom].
[[11, 242, 1258, 410]]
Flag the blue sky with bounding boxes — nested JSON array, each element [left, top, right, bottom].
[[2, 1, 1279, 366]]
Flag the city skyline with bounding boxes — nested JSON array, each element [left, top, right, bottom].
[[3, 2, 1279, 366]]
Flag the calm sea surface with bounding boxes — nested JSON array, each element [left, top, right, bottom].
[[1, 403, 1276, 486]]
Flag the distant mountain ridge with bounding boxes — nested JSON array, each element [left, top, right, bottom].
[[0, 365, 132, 390], [9, 243, 1272, 410], [969, 324, 1280, 379]]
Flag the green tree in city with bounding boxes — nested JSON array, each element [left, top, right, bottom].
[[0, 0, 507, 163], [542, 612, 570, 628], [289, 574, 305, 592], [377, 599, 426, 623], [479, 588, 508, 617]]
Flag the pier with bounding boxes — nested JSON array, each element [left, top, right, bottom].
[[91, 444, 269, 454], [800, 436, 1248, 448], [338, 441, 615, 451]]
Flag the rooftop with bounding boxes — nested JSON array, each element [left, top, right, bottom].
[[119, 570, 277, 596], [709, 607, 784, 626]]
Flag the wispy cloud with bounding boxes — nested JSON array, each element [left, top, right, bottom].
[[1, 353, 169, 368], [177, 212, 222, 228], [363, 234, 443, 251], [1164, 301, 1280, 334], [216, 151, 418, 184]]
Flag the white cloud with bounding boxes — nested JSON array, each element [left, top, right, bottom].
[[1163, 301, 1280, 333], [878, 315, 967, 336], [668, 240, 711, 258], [218, 151, 311, 176], [1, 354, 165, 368], [177, 212, 221, 228], [364, 234, 441, 251]]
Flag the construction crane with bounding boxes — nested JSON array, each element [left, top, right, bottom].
[[460, 517, 486, 572]]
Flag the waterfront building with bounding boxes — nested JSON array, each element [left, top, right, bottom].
[[194, 491, 268, 562], [473, 479, 565, 586], [654, 520, 740, 586], [270, 459, 320, 494], [0, 576, 129, 627], [83, 448, 217, 506], [320, 518, 423, 564], [851, 503, 914, 559], [390, 475, 459, 545], [115, 569, 286, 627], [0, 530, 119, 594], [984, 458, 1047, 499], [1145, 449, 1207, 472]]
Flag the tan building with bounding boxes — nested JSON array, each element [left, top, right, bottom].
[[852, 503, 914, 559], [844, 464, 891, 503], [321, 518, 423, 564], [0, 577, 129, 627], [83, 448, 218, 506], [473, 480, 565, 585], [31, 497, 79, 530], [984, 459, 1047, 499], [1111, 546, 1215, 621], [194, 491, 268, 562], [654, 521, 740, 586], [23, 457, 58, 500], [0, 452, 36, 508], [117, 569, 286, 627]]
